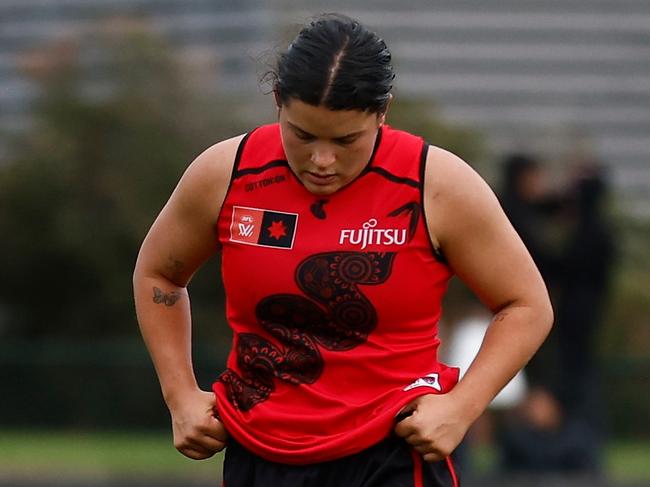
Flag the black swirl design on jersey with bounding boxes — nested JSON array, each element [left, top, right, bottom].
[[310, 199, 329, 219], [219, 251, 396, 411], [388, 201, 420, 242]]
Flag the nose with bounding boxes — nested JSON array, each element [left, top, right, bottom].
[[310, 144, 336, 169]]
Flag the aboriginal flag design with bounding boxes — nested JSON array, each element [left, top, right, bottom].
[[230, 206, 298, 249]]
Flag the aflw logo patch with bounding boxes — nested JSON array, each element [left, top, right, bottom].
[[230, 206, 298, 249], [404, 373, 442, 392], [339, 218, 407, 250]]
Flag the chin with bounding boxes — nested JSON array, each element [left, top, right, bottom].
[[304, 182, 339, 196], [306, 186, 338, 196]]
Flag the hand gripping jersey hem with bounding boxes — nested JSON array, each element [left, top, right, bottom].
[[212, 365, 460, 465]]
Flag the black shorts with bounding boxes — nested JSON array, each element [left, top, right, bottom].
[[222, 434, 460, 487]]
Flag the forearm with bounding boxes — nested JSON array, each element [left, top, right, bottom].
[[451, 302, 553, 422], [133, 271, 199, 408]]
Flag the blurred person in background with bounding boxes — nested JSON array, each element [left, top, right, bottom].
[[499, 386, 601, 473], [554, 161, 615, 472], [497, 154, 614, 476], [499, 153, 564, 285], [133, 14, 552, 487], [498, 153, 565, 393]]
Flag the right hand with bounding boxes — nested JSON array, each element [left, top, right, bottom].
[[168, 389, 229, 460]]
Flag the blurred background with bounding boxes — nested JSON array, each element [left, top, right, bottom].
[[0, 1, 648, 486]]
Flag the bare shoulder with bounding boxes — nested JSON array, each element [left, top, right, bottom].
[[424, 145, 496, 209], [423, 145, 503, 250], [422, 145, 550, 318], [136, 134, 246, 282], [178, 134, 245, 195], [172, 134, 246, 217]]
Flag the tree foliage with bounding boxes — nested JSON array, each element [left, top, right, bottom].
[[0, 23, 242, 339], [388, 98, 485, 168], [0, 21, 489, 342]]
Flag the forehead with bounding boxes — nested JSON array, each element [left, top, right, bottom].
[[281, 99, 376, 137]]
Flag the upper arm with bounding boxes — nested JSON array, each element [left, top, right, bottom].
[[134, 134, 244, 286], [424, 146, 551, 315]]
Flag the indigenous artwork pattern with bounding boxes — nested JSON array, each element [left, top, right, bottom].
[[219, 251, 396, 411]]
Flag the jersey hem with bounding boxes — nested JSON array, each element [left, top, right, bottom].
[[213, 364, 459, 465]]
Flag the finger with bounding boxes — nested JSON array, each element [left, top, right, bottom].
[[195, 434, 226, 452], [394, 417, 416, 437], [423, 452, 444, 463], [404, 432, 425, 446], [394, 423, 410, 438], [413, 443, 431, 455], [176, 435, 216, 455], [202, 429, 228, 444], [395, 403, 417, 423], [179, 446, 216, 460], [395, 416, 420, 439], [187, 434, 224, 452], [203, 417, 229, 442]]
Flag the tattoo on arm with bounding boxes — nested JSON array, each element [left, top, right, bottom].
[[153, 286, 182, 306]]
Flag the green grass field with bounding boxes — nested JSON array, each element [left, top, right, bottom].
[[0, 431, 223, 481], [0, 431, 648, 483]]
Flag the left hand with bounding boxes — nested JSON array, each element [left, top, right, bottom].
[[168, 389, 229, 460], [394, 393, 471, 462]]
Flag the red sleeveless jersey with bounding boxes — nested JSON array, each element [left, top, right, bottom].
[[213, 123, 459, 464]]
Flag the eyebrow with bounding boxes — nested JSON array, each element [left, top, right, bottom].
[[287, 121, 365, 141]]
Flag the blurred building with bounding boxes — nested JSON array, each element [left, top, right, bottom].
[[1, 0, 649, 215]]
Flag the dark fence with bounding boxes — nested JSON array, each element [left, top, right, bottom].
[[0, 340, 648, 438], [0, 339, 227, 430]]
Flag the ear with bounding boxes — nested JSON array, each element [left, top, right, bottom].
[[273, 88, 284, 120], [377, 93, 393, 126], [273, 88, 282, 109]]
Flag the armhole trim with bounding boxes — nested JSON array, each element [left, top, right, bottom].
[[215, 130, 255, 251], [359, 125, 384, 177], [234, 159, 289, 179], [419, 141, 448, 265]]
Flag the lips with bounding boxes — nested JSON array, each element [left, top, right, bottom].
[[305, 172, 336, 185]]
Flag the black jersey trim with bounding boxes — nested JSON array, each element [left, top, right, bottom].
[[358, 127, 383, 178], [366, 167, 419, 188], [361, 127, 420, 187], [224, 130, 254, 199], [232, 129, 255, 175], [419, 141, 449, 265], [234, 159, 289, 179], [214, 130, 255, 252], [368, 125, 383, 167]]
